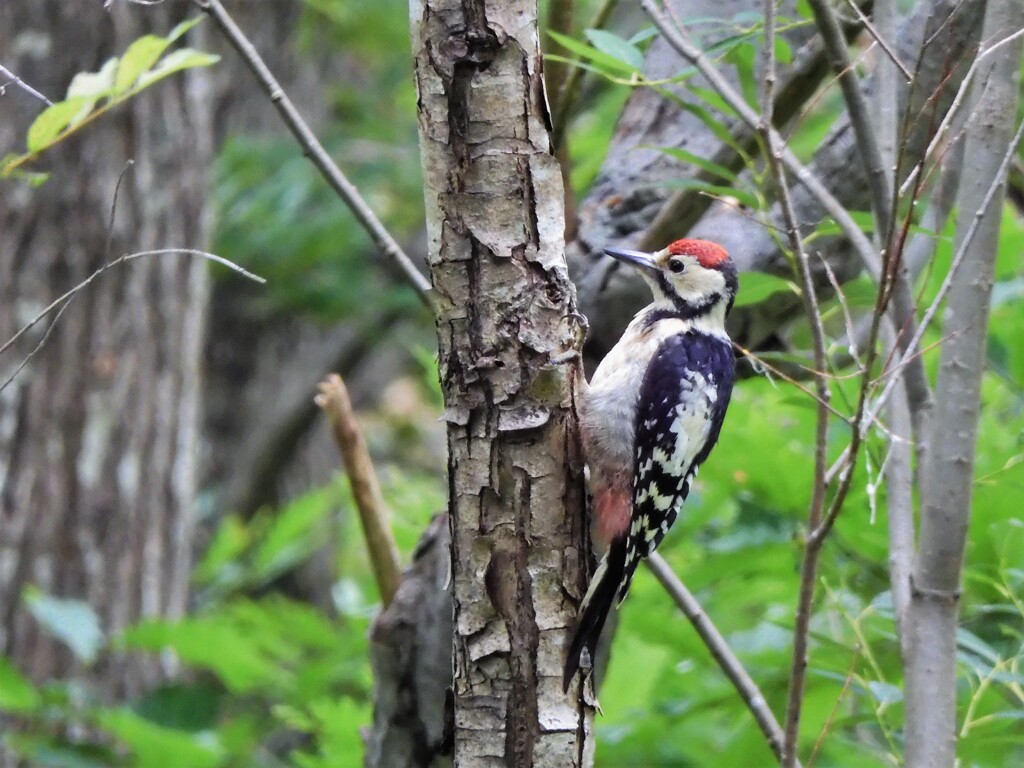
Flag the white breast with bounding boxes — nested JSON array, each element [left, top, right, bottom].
[[581, 314, 691, 481]]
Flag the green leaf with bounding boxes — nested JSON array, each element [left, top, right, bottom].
[[66, 58, 118, 101], [866, 680, 903, 705], [735, 272, 798, 307], [136, 48, 220, 90], [0, 655, 41, 713], [122, 616, 280, 693], [806, 209, 876, 239], [648, 146, 738, 183], [665, 94, 747, 157], [688, 84, 741, 120], [775, 35, 793, 65], [290, 697, 369, 768], [584, 28, 645, 72], [662, 178, 760, 210], [193, 514, 249, 587], [99, 709, 224, 768], [548, 31, 638, 75], [249, 489, 334, 583], [26, 98, 91, 152], [115, 35, 174, 94], [23, 588, 104, 664], [166, 15, 205, 44], [2, 738, 114, 768], [133, 682, 223, 732]]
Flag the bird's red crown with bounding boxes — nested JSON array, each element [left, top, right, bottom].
[[668, 238, 729, 269]]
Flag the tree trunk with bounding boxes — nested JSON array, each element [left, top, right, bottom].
[[367, 514, 454, 768], [0, 1, 212, 700], [409, 0, 593, 765], [905, 1, 1024, 764]]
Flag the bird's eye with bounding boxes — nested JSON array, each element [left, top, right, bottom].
[[668, 259, 685, 274]]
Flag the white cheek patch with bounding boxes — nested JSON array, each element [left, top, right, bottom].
[[679, 268, 726, 297]]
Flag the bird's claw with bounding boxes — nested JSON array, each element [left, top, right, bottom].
[[548, 311, 589, 367]]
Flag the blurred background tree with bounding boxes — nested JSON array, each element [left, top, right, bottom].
[[1, 0, 1022, 766]]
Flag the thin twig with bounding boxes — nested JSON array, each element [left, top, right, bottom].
[[859, 114, 1024, 442], [807, 0, 935, 441], [0, 62, 53, 106], [758, 4, 829, 763], [732, 344, 850, 425], [0, 303, 71, 394], [897, 25, 1024, 199], [807, 0, 892, 240], [192, 0, 433, 305], [640, 1, 878, 286], [841, 0, 912, 80], [645, 0, 933, 433], [638, 13, 870, 252], [0, 248, 264, 365], [646, 553, 797, 766], [806, 645, 860, 768], [818, 255, 862, 368], [316, 374, 402, 608]]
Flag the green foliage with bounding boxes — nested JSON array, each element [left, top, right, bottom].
[[5, 2, 1023, 766], [1, 17, 217, 179], [2, 464, 442, 767], [594, 354, 1024, 765], [23, 588, 105, 665], [734, 271, 798, 307], [211, 0, 426, 321]]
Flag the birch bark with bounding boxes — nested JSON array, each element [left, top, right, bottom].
[[408, 1, 592, 765], [905, 1, 1024, 764]]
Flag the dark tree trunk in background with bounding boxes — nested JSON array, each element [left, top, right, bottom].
[[0, 1, 212, 699], [367, 514, 453, 768]]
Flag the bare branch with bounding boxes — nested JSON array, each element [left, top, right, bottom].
[[842, 0, 912, 80], [0, 61, 53, 105], [758, 4, 829, 762], [316, 374, 403, 607], [192, 0, 433, 304], [646, 553, 795, 767], [806, 0, 893, 239], [637, 13, 868, 253], [640, 1, 879, 290], [872, 0, 915, 647], [906, 3, 1024, 762], [898, 25, 1024, 199], [861, 115, 1024, 437], [643, 0, 935, 439], [0, 248, 264, 384], [882, 356, 915, 639]]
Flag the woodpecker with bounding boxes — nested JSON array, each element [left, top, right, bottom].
[[564, 238, 738, 692]]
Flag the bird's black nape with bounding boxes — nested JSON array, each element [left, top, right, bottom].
[[563, 535, 628, 693]]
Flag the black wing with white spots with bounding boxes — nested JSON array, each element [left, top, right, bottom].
[[616, 330, 734, 603]]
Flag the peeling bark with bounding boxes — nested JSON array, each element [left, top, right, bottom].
[[409, 1, 592, 765]]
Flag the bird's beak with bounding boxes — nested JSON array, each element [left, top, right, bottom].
[[603, 248, 659, 275]]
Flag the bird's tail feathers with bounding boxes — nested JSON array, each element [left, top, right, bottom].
[[563, 535, 627, 693]]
